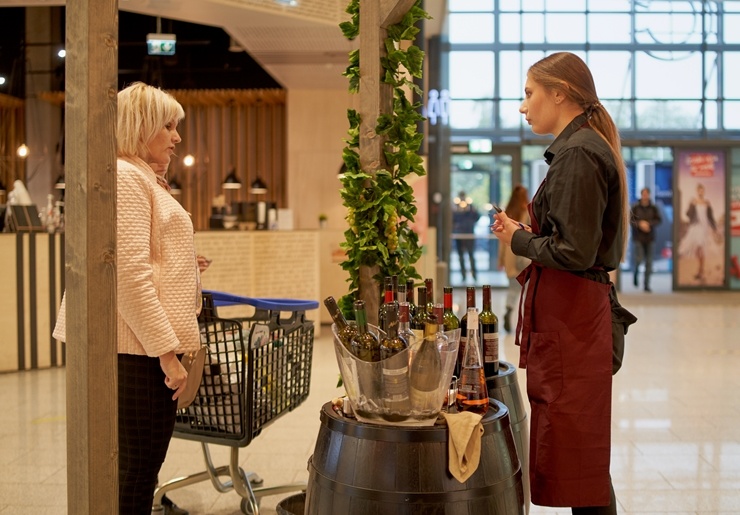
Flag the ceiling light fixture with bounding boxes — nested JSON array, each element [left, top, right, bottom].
[[222, 168, 242, 190], [250, 177, 267, 195]]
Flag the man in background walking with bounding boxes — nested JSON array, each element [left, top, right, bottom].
[[631, 187, 662, 292]]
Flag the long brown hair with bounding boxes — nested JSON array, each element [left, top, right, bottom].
[[505, 184, 529, 222], [527, 52, 629, 258]]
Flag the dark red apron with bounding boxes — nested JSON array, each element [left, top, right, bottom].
[[515, 202, 613, 508]]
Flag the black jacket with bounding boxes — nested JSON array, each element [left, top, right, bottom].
[[630, 202, 662, 243], [512, 113, 623, 272]]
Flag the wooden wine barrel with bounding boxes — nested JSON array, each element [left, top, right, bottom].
[[487, 361, 530, 514], [305, 399, 525, 515]]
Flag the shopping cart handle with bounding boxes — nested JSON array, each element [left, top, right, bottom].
[[203, 289, 319, 311]]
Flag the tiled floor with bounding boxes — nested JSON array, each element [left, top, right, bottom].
[[1, 286, 739, 514]]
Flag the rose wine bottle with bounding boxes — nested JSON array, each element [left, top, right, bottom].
[[456, 308, 489, 415]]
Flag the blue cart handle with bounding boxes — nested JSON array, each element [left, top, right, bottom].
[[203, 289, 319, 311]]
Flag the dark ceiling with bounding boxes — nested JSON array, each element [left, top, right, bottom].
[[0, 6, 282, 98]]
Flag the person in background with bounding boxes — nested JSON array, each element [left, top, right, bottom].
[[497, 184, 531, 332], [630, 187, 661, 292], [492, 52, 633, 515], [452, 191, 479, 283], [54, 82, 201, 515]]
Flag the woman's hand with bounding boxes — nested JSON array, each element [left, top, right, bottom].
[[490, 210, 531, 246], [159, 351, 188, 401], [197, 255, 212, 273]]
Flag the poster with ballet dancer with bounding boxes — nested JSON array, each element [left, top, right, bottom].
[[675, 149, 727, 288]]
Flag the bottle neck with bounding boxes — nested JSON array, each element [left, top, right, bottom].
[[443, 291, 453, 312], [385, 311, 399, 337], [482, 286, 492, 311], [324, 298, 348, 330], [399, 303, 410, 326], [384, 288, 394, 304], [355, 307, 369, 334]]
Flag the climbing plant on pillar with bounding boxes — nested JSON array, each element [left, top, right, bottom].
[[338, 0, 430, 322]]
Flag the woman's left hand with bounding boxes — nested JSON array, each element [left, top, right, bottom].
[[160, 351, 188, 401], [197, 255, 212, 273], [490, 210, 530, 246]]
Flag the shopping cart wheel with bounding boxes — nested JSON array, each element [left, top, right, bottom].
[[240, 496, 261, 515]]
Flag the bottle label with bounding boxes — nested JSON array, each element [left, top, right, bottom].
[[383, 367, 410, 401], [483, 332, 499, 364]]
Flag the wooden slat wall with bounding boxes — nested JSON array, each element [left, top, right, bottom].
[[30, 88, 287, 231], [0, 94, 26, 193], [158, 88, 287, 231]]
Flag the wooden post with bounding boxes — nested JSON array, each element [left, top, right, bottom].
[[65, 1, 119, 513], [357, 0, 417, 321]]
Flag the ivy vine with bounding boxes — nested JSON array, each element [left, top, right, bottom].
[[337, 0, 430, 318]]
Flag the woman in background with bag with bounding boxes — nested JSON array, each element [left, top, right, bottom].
[[497, 184, 531, 332], [54, 82, 201, 514]]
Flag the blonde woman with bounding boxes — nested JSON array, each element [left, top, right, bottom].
[[55, 82, 200, 514]]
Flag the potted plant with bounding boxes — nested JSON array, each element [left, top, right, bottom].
[[319, 214, 328, 229]]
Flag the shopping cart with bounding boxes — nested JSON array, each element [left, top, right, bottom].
[[152, 290, 319, 515]]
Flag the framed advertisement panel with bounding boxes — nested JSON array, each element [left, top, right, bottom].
[[673, 149, 728, 289]]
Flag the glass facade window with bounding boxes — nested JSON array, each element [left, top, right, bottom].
[[449, 0, 493, 11], [444, 2, 740, 139], [545, 13, 586, 42], [449, 100, 494, 129], [449, 14, 494, 44], [587, 14, 631, 43], [450, 51, 494, 99], [635, 51, 704, 99], [725, 53, 740, 98]]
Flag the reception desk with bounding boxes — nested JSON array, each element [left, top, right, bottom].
[[0, 230, 321, 373]]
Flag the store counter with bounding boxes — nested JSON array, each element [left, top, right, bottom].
[[0, 230, 320, 373]]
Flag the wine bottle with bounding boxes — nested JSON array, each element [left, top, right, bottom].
[[456, 286, 477, 377], [378, 276, 399, 332], [424, 277, 435, 315], [442, 286, 460, 333], [433, 303, 445, 332], [324, 296, 358, 352], [396, 282, 407, 307], [406, 279, 417, 320], [480, 284, 500, 377], [410, 286, 431, 343], [380, 307, 407, 358], [398, 299, 416, 349], [456, 308, 489, 415], [352, 300, 381, 362], [409, 316, 444, 414], [379, 308, 411, 418]]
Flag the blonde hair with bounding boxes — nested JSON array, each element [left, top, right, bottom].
[[117, 82, 184, 160], [528, 52, 629, 258]]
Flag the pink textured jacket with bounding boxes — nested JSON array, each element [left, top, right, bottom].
[[53, 158, 201, 357]]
